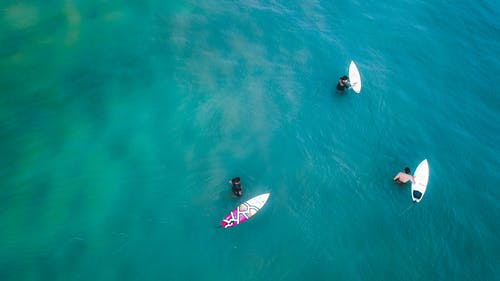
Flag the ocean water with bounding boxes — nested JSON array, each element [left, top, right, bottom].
[[0, 0, 499, 280]]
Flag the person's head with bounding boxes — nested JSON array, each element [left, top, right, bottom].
[[404, 167, 410, 174], [341, 75, 349, 82], [233, 177, 240, 183]]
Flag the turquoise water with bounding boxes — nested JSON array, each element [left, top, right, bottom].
[[1, 0, 499, 280]]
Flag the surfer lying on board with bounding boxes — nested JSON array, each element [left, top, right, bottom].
[[229, 177, 243, 197], [336, 75, 351, 92], [393, 167, 415, 184]]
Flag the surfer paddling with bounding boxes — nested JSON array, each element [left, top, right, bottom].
[[336, 75, 351, 92], [229, 177, 243, 197], [393, 167, 415, 184]]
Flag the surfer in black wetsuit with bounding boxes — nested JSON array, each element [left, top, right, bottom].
[[229, 177, 242, 196], [336, 75, 351, 92]]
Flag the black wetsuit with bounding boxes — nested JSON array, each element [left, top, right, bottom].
[[231, 181, 242, 196], [336, 79, 349, 91]]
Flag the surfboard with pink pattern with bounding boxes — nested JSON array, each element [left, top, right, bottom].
[[220, 193, 270, 228]]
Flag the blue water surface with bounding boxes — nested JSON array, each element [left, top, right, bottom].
[[0, 1, 498, 280]]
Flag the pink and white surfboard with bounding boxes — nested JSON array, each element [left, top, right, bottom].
[[220, 193, 270, 228]]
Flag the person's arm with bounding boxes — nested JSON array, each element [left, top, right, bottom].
[[410, 176, 415, 184], [393, 173, 401, 181]]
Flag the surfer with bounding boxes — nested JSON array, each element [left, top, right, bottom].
[[229, 177, 242, 197], [336, 75, 351, 92], [393, 167, 415, 184]]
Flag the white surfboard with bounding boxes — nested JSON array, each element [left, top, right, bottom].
[[220, 193, 270, 228], [348, 61, 362, 93], [411, 159, 429, 202]]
